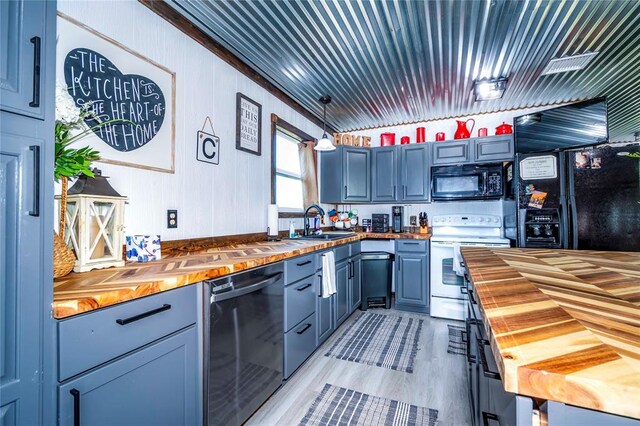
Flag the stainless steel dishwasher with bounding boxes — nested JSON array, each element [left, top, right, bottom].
[[205, 263, 284, 426]]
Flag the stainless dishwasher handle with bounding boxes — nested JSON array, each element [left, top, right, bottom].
[[210, 273, 283, 302]]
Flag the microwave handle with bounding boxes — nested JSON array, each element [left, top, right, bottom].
[[482, 171, 488, 194]]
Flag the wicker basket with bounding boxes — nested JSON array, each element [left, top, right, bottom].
[[53, 176, 76, 278], [54, 232, 75, 278]]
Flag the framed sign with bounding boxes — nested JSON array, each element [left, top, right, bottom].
[[236, 93, 262, 156], [197, 117, 220, 165], [56, 13, 176, 173]]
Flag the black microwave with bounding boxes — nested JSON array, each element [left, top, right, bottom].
[[431, 163, 504, 201]]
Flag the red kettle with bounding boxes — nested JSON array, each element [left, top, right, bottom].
[[495, 122, 513, 135], [454, 119, 475, 139]]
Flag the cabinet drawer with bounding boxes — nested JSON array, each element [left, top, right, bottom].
[[285, 253, 317, 284], [58, 285, 197, 381], [334, 244, 350, 263], [284, 275, 317, 332], [284, 313, 317, 378], [396, 240, 428, 253]]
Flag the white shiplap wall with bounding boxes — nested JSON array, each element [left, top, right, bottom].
[[57, 0, 325, 239]]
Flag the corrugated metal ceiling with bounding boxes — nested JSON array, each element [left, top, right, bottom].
[[166, 0, 640, 138]]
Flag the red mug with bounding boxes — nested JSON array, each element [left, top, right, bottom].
[[435, 132, 445, 141], [478, 128, 488, 137], [416, 127, 426, 143], [400, 136, 410, 145]]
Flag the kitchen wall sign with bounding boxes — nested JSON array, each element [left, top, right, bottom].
[[57, 13, 176, 173], [236, 93, 262, 156], [519, 155, 558, 180], [333, 133, 372, 147], [197, 116, 220, 165]]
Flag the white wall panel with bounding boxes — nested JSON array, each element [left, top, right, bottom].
[[57, 0, 324, 239]]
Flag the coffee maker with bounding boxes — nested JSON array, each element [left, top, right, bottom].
[[392, 206, 404, 233]]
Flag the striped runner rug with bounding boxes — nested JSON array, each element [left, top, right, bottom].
[[446, 324, 466, 356], [324, 312, 423, 373], [299, 384, 439, 426]]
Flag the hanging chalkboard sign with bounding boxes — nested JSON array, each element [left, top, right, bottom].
[[64, 48, 166, 153], [57, 13, 176, 173]]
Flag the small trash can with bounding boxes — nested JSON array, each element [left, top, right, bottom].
[[360, 252, 394, 310]]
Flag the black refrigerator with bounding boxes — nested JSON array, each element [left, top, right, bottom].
[[515, 143, 640, 251]]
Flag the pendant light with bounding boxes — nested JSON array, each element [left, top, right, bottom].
[[314, 95, 336, 151]]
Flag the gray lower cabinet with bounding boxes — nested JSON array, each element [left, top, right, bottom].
[[394, 240, 429, 313], [284, 313, 317, 379], [400, 145, 430, 201], [372, 147, 398, 202], [58, 327, 198, 426], [316, 274, 334, 346], [57, 285, 201, 425], [1, 1, 55, 425], [474, 135, 514, 163], [349, 255, 362, 313], [334, 259, 350, 327], [432, 140, 472, 165], [320, 146, 371, 203]]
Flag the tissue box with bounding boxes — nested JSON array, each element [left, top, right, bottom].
[[126, 235, 161, 262]]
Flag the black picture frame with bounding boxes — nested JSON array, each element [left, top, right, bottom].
[[235, 92, 262, 156]]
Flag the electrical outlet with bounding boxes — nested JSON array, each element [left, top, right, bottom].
[[167, 210, 178, 228]]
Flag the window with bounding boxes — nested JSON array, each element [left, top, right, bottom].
[[274, 130, 304, 210], [271, 117, 317, 214]]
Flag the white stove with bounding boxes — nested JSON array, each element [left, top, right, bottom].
[[430, 214, 510, 320]]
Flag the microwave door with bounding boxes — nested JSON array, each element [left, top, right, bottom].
[[432, 173, 483, 199]]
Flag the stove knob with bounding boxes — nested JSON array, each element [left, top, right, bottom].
[[479, 217, 484, 222], [495, 217, 500, 223]]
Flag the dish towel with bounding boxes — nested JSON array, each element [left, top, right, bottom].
[[321, 252, 337, 298], [452, 243, 466, 276]]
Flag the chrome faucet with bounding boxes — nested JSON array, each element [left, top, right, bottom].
[[303, 204, 325, 236]]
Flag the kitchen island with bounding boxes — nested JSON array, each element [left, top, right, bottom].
[[53, 231, 430, 319], [461, 246, 640, 422]]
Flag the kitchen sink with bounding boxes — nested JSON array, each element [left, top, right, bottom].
[[299, 232, 356, 240]]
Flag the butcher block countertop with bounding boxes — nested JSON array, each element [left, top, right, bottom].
[[53, 231, 430, 319], [461, 247, 640, 420]]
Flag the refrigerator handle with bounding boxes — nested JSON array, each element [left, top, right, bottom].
[[569, 196, 578, 250]]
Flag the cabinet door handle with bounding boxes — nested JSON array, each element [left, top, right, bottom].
[[344, 185, 348, 199], [70, 388, 81, 426], [393, 185, 396, 199], [482, 411, 499, 426], [296, 260, 312, 266], [296, 283, 312, 292], [296, 323, 312, 334], [29, 145, 40, 217], [477, 338, 501, 380], [460, 286, 468, 294], [317, 274, 323, 297], [468, 288, 478, 306], [403, 185, 407, 197], [116, 304, 171, 325], [29, 36, 41, 108]]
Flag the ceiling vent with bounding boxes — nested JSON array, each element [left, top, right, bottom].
[[540, 52, 599, 76]]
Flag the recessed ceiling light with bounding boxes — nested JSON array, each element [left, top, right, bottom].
[[540, 52, 599, 76], [473, 77, 507, 101]]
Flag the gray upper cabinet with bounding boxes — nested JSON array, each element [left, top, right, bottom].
[[320, 146, 371, 203], [58, 327, 198, 426], [0, 0, 46, 119], [343, 148, 371, 201], [400, 145, 430, 201], [473, 135, 514, 163], [432, 140, 472, 165], [371, 147, 398, 202]]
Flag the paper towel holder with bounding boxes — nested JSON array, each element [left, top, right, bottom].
[[266, 227, 281, 242], [267, 204, 281, 241]]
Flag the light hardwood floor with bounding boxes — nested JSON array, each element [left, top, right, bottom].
[[247, 309, 471, 426]]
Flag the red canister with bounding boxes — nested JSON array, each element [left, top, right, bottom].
[[380, 133, 396, 146], [478, 128, 488, 137], [435, 132, 445, 141], [400, 136, 410, 145], [416, 127, 426, 143]]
